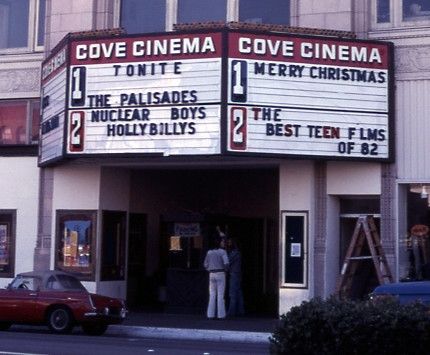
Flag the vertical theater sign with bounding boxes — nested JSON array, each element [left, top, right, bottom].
[[39, 30, 393, 166]]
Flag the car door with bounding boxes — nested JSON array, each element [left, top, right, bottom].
[[0, 276, 43, 323]]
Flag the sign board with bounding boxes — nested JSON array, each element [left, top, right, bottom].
[[226, 32, 392, 159], [39, 45, 67, 165], [66, 32, 223, 157], [39, 30, 393, 166]]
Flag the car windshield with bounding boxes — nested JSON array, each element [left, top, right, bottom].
[[56, 275, 86, 291]]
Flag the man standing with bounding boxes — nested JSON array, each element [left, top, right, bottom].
[[204, 236, 229, 319]]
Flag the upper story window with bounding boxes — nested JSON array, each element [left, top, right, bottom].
[[0, 100, 40, 145], [120, 0, 166, 33], [0, 0, 45, 53], [375, 0, 430, 28], [403, 0, 430, 20], [239, 0, 290, 25], [178, 0, 227, 23], [120, 0, 290, 33]]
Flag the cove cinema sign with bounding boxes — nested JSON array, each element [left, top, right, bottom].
[[39, 29, 393, 166]]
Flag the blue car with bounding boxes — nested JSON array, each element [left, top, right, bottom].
[[371, 281, 430, 306]]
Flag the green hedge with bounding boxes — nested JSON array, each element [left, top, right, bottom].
[[269, 296, 430, 355]]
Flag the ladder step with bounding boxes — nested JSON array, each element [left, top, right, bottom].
[[349, 256, 373, 260]]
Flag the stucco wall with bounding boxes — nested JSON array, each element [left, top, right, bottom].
[[278, 160, 314, 313], [327, 161, 381, 195], [0, 158, 39, 287]]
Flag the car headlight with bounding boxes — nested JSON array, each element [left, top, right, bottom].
[[103, 307, 109, 315]]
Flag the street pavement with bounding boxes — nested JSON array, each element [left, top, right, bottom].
[[107, 311, 278, 344]]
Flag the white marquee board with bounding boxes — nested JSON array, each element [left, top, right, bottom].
[[66, 32, 223, 156], [226, 32, 392, 160]]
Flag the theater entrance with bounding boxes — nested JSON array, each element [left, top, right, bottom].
[[126, 167, 279, 316]]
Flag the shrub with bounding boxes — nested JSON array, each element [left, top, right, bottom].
[[269, 296, 430, 355]]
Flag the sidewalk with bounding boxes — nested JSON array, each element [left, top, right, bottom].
[[107, 311, 279, 344]]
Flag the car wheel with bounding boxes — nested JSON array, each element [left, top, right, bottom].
[[48, 307, 73, 334], [82, 323, 108, 336], [0, 322, 11, 331]]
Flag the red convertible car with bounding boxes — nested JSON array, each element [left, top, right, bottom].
[[0, 270, 127, 335]]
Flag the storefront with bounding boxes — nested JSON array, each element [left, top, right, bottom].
[[37, 26, 393, 315]]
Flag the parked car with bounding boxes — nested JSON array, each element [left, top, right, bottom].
[[371, 281, 430, 306], [0, 270, 127, 335]]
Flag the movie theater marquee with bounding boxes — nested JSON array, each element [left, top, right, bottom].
[[39, 30, 393, 166]]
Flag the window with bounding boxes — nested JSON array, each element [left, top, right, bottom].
[[0, 211, 16, 278], [178, 0, 227, 23], [9, 275, 41, 291], [120, 0, 166, 34], [0, 0, 45, 52], [0, 100, 40, 145], [403, 0, 430, 20], [399, 184, 430, 282], [374, 0, 430, 27], [239, 0, 290, 25], [55, 210, 96, 280], [36, 0, 45, 47], [119, 0, 291, 32], [377, 0, 390, 23]]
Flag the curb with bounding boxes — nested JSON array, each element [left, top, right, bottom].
[[108, 325, 271, 344]]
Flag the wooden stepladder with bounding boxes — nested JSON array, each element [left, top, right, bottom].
[[336, 215, 393, 298]]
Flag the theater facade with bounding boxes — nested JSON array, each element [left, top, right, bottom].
[[35, 25, 393, 315], [5, 0, 430, 317]]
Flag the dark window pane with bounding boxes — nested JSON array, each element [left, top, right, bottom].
[[239, 0, 290, 25], [121, 0, 166, 33], [56, 274, 86, 290], [178, 0, 227, 23], [340, 198, 380, 214], [0, 0, 29, 49], [37, 0, 46, 46], [31, 101, 40, 143], [377, 0, 390, 23], [403, 0, 430, 20]]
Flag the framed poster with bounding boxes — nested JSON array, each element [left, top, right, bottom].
[[56, 210, 97, 280], [281, 211, 308, 288]]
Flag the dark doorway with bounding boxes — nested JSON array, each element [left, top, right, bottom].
[[127, 213, 147, 308], [129, 167, 279, 316], [101, 211, 126, 281], [224, 217, 277, 315]]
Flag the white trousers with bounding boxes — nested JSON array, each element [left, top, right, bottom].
[[207, 271, 226, 319]]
